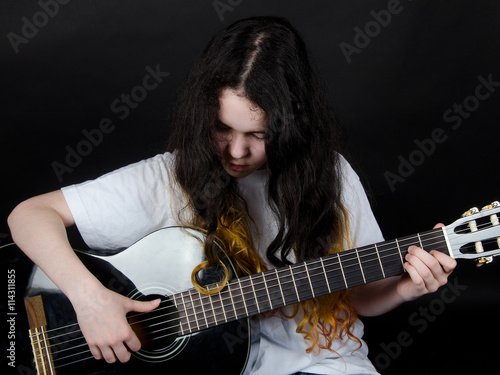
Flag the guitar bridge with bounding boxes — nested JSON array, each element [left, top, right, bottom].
[[24, 295, 56, 374]]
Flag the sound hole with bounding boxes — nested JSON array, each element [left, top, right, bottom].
[[127, 294, 187, 362]]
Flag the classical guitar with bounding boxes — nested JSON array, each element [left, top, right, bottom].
[[12, 202, 500, 374]]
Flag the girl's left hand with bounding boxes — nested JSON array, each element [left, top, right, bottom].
[[397, 223, 458, 301]]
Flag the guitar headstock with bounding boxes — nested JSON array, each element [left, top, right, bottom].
[[444, 201, 500, 266]]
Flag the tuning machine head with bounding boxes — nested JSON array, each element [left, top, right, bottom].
[[481, 201, 500, 211], [462, 207, 479, 217], [459, 202, 500, 267], [476, 256, 494, 267]]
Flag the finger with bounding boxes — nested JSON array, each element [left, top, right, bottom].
[[433, 222, 445, 229], [112, 342, 132, 363], [125, 335, 142, 353], [403, 262, 426, 294], [430, 250, 457, 274], [89, 344, 103, 360], [128, 298, 161, 313], [99, 345, 117, 364], [405, 247, 441, 292]]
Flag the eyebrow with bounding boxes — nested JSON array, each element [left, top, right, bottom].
[[217, 120, 266, 134]]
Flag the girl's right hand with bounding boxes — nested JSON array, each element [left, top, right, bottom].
[[72, 285, 160, 363]]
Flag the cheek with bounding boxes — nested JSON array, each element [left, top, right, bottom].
[[254, 143, 267, 164], [212, 131, 229, 152]]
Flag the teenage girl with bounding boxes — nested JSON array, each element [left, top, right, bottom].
[[8, 16, 456, 374]]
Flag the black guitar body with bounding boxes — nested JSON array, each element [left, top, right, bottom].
[[23, 227, 250, 374]]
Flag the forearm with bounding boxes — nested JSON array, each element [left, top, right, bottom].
[[350, 276, 406, 317], [7, 192, 103, 303]]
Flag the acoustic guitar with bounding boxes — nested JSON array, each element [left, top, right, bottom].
[[9, 202, 500, 374]]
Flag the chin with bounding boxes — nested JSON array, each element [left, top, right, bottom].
[[224, 166, 254, 178]]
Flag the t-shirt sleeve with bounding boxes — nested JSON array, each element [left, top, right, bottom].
[[339, 155, 385, 249], [61, 153, 181, 251]]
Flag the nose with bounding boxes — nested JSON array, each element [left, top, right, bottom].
[[227, 133, 249, 159]]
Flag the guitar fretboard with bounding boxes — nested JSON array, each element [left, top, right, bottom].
[[171, 228, 448, 335]]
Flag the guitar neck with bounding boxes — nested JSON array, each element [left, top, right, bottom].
[[172, 228, 449, 335]]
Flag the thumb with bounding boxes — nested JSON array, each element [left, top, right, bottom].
[[128, 298, 161, 313]]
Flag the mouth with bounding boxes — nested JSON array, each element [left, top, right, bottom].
[[228, 163, 249, 171]]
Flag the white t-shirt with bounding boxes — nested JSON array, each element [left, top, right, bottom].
[[55, 152, 383, 374]]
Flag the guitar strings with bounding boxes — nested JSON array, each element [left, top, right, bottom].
[[32, 224, 493, 356], [35, 220, 486, 344], [31, 223, 499, 368], [34, 228, 442, 339], [51, 223, 492, 340], [34, 234, 496, 370], [34, 224, 493, 354]]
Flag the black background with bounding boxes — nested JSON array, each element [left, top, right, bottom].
[[1, 0, 499, 374]]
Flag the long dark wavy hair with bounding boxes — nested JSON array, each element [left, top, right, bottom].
[[167, 16, 358, 352]]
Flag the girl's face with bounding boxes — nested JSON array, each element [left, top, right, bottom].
[[213, 88, 267, 178]]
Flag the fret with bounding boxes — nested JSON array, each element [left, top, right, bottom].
[[337, 253, 348, 289], [419, 229, 448, 254], [279, 266, 300, 304], [417, 233, 424, 248], [205, 292, 217, 326], [398, 234, 422, 255], [374, 243, 386, 278], [172, 294, 188, 335], [319, 258, 332, 293], [289, 265, 300, 302], [202, 294, 217, 327], [210, 292, 222, 325], [179, 291, 193, 333], [188, 290, 202, 331], [394, 238, 405, 267], [338, 250, 365, 288], [303, 262, 315, 298], [236, 277, 259, 317], [226, 284, 238, 319], [235, 279, 248, 316], [356, 245, 385, 283], [355, 249, 366, 284], [320, 254, 347, 293], [303, 258, 331, 298], [274, 268, 287, 307], [212, 290, 227, 323], [260, 273, 274, 311], [290, 263, 315, 302], [249, 276, 260, 314], [248, 274, 272, 314], [377, 239, 405, 278], [222, 287, 238, 322]]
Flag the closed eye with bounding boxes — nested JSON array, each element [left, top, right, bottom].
[[251, 132, 266, 140]]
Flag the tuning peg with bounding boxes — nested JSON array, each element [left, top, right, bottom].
[[481, 201, 500, 211], [476, 256, 494, 267], [462, 207, 479, 217]]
